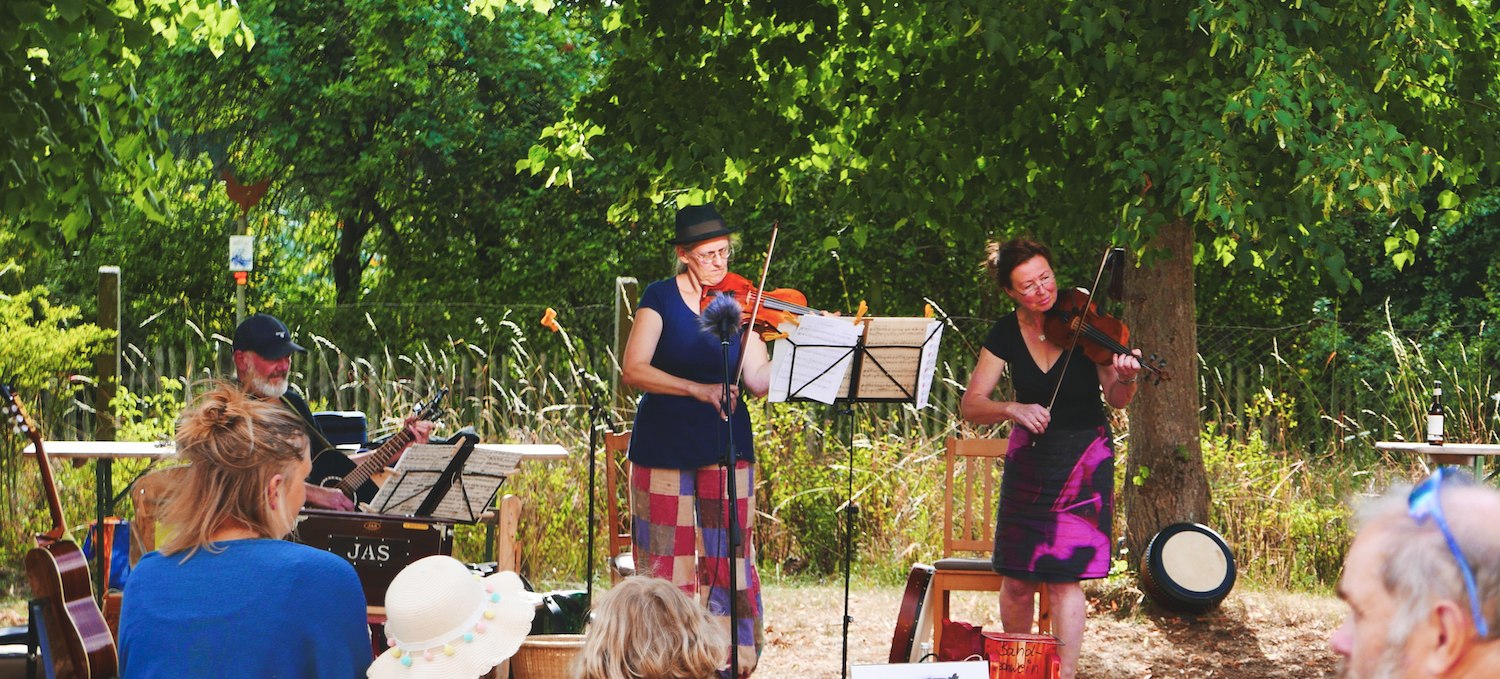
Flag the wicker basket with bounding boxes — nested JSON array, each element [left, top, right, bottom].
[[510, 634, 586, 679]]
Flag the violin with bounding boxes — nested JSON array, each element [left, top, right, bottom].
[[1043, 288, 1170, 384], [700, 272, 816, 339]]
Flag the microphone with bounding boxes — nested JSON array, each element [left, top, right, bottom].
[[700, 292, 743, 343], [1106, 247, 1126, 302]]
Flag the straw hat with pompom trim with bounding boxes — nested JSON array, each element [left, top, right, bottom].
[[368, 555, 535, 679]]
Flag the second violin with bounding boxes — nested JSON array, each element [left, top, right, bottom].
[[1043, 288, 1170, 384]]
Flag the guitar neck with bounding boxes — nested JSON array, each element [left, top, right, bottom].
[[337, 427, 415, 493], [7, 393, 69, 542], [34, 442, 70, 544]]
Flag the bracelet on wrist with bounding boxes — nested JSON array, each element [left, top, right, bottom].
[[1117, 376, 1137, 385]]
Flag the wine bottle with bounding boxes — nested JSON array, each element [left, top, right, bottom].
[[1426, 380, 1444, 446]]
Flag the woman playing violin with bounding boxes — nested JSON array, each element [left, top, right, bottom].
[[620, 203, 771, 677], [959, 238, 1142, 679]]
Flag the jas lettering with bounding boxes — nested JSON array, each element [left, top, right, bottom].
[[344, 542, 391, 562]]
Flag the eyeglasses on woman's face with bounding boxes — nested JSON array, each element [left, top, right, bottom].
[[688, 245, 732, 265], [1408, 467, 1490, 638], [1015, 271, 1054, 298]]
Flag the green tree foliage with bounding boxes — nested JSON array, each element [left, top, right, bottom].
[[0, 283, 114, 395], [527, 0, 1500, 558], [143, 0, 640, 315], [536, 1, 1497, 277], [0, 0, 252, 244]]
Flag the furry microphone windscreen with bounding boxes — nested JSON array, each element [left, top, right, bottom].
[[700, 292, 744, 342]]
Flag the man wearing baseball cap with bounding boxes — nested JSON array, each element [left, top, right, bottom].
[[233, 313, 432, 511]]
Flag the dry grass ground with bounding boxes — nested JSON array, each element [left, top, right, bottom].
[[3, 580, 1346, 678], [760, 581, 1346, 678]]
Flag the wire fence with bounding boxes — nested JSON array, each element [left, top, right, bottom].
[[40, 300, 1500, 457]]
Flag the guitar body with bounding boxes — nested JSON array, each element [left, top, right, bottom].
[[25, 539, 119, 679], [311, 450, 380, 504], [889, 562, 936, 663]]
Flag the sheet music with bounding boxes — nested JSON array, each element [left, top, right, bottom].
[[768, 314, 864, 404], [841, 317, 943, 406], [915, 321, 942, 409], [366, 442, 518, 522]]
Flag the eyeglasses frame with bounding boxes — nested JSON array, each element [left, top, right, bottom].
[[1407, 467, 1490, 638]]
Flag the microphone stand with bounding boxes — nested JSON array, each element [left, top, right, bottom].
[[577, 361, 616, 606], [541, 309, 616, 606], [716, 334, 742, 679]]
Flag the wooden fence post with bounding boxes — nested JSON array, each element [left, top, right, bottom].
[[95, 266, 121, 442], [613, 277, 638, 409]]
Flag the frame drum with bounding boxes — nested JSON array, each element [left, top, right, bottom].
[[1140, 523, 1236, 613]]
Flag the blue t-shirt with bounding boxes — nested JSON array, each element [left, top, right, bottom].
[[119, 539, 370, 679], [629, 278, 755, 469]]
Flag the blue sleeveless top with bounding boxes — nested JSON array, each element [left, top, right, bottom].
[[628, 278, 755, 469]]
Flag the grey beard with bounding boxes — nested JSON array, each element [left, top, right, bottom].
[[1335, 642, 1411, 679], [247, 374, 288, 400]]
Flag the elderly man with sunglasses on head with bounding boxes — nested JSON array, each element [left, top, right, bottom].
[[1331, 468, 1500, 678]]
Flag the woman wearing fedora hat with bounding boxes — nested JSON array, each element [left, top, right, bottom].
[[118, 384, 371, 678], [620, 202, 773, 676]]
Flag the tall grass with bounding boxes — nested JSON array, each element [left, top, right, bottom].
[[3, 315, 1492, 595]]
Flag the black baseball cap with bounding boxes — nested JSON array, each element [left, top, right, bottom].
[[233, 313, 306, 359]]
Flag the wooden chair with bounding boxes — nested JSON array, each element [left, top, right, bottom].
[[128, 465, 188, 565], [602, 432, 635, 582], [929, 437, 1050, 654]]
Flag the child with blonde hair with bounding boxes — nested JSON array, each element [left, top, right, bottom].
[[572, 576, 728, 679]]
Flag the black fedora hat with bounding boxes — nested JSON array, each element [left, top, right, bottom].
[[669, 203, 736, 246]]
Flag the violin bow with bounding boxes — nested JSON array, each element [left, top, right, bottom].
[[1044, 246, 1120, 411], [734, 220, 780, 384]]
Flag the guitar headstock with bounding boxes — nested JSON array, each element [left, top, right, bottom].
[[416, 387, 449, 422], [0, 383, 42, 449]]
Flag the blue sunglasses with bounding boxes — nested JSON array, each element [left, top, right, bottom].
[[1407, 467, 1490, 638]]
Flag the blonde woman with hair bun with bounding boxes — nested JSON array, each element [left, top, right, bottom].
[[118, 383, 371, 679], [571, 576, 728, 679]]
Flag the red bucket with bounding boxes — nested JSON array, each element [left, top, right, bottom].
[[982, 631, 1060, 679]]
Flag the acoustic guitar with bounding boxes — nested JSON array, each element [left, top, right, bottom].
[[889, 562, 935, 663], [2, 384, 119, 679], [312, 388, 447, 504]]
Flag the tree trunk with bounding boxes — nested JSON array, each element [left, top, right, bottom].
[[1121, 216, 1209, 569], [333, 214, 373, 305]]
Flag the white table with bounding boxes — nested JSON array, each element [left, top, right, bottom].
[[25, 440, 177, 595], [473, 442, 569, 461], [1374, 441, 1500, 482]]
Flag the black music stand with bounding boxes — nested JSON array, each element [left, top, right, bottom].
[[776, 317, 943, 678], [369, 435, 513, 523]]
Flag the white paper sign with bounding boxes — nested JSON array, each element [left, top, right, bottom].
[[228, 235, 254, 272], [849, 661, 988, 679]]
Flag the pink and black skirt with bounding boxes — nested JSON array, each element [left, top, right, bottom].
[[991, 425, 1115, 582]]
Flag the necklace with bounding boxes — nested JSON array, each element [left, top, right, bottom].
[[1020, 313, 1046, 343]]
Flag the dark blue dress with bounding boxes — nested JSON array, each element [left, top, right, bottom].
[[628, 278, 754, 470]]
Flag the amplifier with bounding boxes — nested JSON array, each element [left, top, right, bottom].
[[292, 509, 454, 607]]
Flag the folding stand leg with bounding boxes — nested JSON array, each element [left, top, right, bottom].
[[838, 402, 857, 679]]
